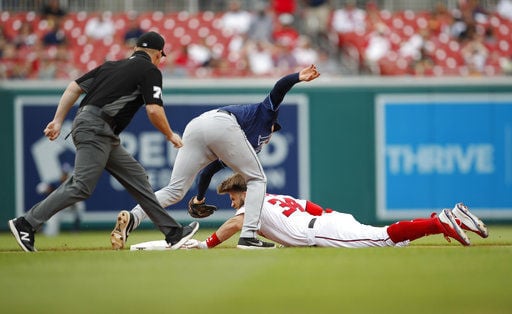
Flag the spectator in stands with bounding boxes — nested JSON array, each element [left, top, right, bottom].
[[274, 45, 298, 75], [411, 46, 435, 76], [0, 25, 8, 58], [123, 12, 144, 47], [272, 0, 296, 16], [164, 44, 191, 77], [292, 35, 319, 67], [451, 0, 488, 41], [187, 38, 222, 72], [301, 0, 331, 52], [364, 1, 385, 32], [315, 49, 341, 76], [461, 30, 489, 75], [37, 55, 58, 80], [41, 0, 67, 21], [42, 19, 67, 46], [221, 0, 252, 35], [399, 27, 430, 61], [501, 56, 512, 75], [2, 41, 34, 79], [363, 23, 391, 74], [331, 0, 366, 34], [497, 0, 512, 21], [54, 51, 79, 80], [451, 8, 476, 41], [273, 13, 300, 48], [0, 42, 15, 78], [461, 0, 488, 24], [428, 2, 454, 36], [13, 21, 39, 49], [85, 11, 115, 41], [244, 40, 275, 76], [247, 1, 275, 44]]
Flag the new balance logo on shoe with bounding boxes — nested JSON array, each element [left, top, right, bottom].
[[20, 232, 31, 242]]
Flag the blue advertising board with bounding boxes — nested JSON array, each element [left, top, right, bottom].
[[15, 95, 310, 224], [376, 94, 512, 219]]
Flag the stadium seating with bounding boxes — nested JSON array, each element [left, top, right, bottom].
[[2, 9, 511, 79]]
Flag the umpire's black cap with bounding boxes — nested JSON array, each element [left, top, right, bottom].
[[136, 31, 166, 56]]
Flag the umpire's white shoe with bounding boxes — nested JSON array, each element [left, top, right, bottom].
[[451, 203, 489, 238], [111, 210, 134, 250], [437, 209, 471, 246]]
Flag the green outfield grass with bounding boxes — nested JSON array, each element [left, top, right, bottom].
[[1, 226, 511, 314]]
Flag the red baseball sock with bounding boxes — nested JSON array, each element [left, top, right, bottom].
[[387, 217, 441, 243]]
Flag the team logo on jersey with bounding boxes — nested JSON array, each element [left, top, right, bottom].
[[256, 134, 272, 152]]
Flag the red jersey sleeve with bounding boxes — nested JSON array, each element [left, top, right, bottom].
[[305, 200, 324, 216]]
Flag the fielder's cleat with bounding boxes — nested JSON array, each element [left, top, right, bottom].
[[111, 210, 134, 250], [167, 221, 200, 250], [237, 237, 276, 249], [8, 217, 37, 252], [451, 203, 488, 238], [437, 209, 471, 246]]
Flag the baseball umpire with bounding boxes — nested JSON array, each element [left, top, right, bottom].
[[9, 31, 199, 252], [111, 64, 320, 249]]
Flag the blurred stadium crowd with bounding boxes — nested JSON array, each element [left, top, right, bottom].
[[1, 0, 512, 79]]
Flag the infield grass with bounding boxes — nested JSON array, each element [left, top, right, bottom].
[[1, 226, 511, 314]]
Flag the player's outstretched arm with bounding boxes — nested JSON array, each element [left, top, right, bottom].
[[269, 64, 321, 109], [183, 214, 244, 249], [299, 64, 320, 82]]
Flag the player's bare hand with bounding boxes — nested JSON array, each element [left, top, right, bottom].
[[181, 239, 207, 249], [44, 121, 61, 141], [169, 133, 183, 148], [299, 64, 320, 82]]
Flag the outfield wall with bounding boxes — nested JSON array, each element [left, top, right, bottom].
[[1, 77, 511, 231]]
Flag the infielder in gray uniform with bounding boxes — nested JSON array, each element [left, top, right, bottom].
[[8, 31, 199, 252], [111, 64, 321, 249]]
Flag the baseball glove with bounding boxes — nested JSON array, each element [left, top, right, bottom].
[[188, 197, 217, 218]]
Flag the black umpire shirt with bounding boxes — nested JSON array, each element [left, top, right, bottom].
[[75, 50, 164, 134]]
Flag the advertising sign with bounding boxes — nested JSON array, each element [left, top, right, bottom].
[[16, 95, 309, 223], [376, 94, 512, 219]]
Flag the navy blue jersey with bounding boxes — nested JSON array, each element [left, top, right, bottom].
[[220, 72, 300, 153]]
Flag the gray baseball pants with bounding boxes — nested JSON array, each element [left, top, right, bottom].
[[24, 110, 182, 236], [131, 109, 266, 238]]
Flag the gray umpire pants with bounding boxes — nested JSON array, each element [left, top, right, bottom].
[[131, 109, 266, 238], [24, 110, 182, 236]]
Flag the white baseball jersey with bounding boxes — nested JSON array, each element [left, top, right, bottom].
[[236, 194, 407, 248]]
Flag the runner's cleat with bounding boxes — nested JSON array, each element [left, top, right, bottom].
[[451, 203, 488, 238], [111, 210, 134, 250], [437, 209, 471, 246]]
